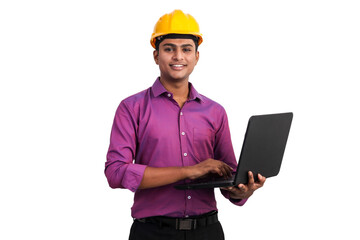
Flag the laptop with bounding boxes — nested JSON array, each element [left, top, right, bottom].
[[174, 112, 293, 190]]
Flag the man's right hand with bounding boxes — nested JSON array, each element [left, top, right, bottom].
[[139, 159, 233, 189], [186, 159, 233, 180]]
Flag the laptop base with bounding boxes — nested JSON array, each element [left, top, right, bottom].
[[174, 176, 235, 190]]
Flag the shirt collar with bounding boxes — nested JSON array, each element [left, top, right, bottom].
[[188, 82, 204, 103], [151, 77, 204, 103], [151, 77, 168, 97]]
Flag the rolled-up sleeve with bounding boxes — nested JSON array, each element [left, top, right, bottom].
[[221, 190, 248, 206], [214, 106, 248, 206], [105, 101, 146, 192]]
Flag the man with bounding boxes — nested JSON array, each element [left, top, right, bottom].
[[105, 10, 266, 240]]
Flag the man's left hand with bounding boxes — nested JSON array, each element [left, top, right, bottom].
[[221, 171, 266, 200]]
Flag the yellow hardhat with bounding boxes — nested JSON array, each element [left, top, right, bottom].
[[150, 9, 203, 49]]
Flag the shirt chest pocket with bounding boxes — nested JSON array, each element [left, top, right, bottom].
[[193, 128, 215, 161]]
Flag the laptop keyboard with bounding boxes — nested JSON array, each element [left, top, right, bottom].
[[191, 173, 235, 184]]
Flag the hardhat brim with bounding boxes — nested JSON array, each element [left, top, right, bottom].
[[150, 32, 203, 49]]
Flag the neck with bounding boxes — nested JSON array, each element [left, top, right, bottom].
[[159, 78, 189, 99], [159, 78, 189, 108]]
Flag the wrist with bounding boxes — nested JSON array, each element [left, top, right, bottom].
[[181, 166, 193, 179]]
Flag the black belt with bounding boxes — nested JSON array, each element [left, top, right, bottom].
[[135, 211, 219, 230]]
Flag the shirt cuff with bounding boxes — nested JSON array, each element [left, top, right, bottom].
[[221, 189, 248, 206], [230, 197, 248, 206], [122, 164, 147, 192]]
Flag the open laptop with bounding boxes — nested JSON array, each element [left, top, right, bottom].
[[174, 112, 293, 190]]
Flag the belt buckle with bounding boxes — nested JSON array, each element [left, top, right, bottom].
[[177, 219, 196, 230]]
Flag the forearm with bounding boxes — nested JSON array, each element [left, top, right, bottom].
[[138, 166, 190, 189], [138, 159, 233, 189]]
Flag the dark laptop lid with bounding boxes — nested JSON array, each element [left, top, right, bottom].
[[174, 112, 293, 189], [234, 112, 293, 184]]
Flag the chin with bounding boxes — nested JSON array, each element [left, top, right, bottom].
[[163, 74, 189, 82], [170, 77, 189, 83]]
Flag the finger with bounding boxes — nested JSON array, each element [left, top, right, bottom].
[[227, 186, 235, 192], [207, 164, 221, 176], [248, 171, 255, 185], [215, 163, 230, 178], [213, 168, 223, 176], [213, 162, 225, 176], [237, 184, 246, 192], [220, 186, 236, 193], [258, 174, 266, 186], [251, 175, 265, 190], [218, 165, 227, 177], [223, 165, 233, 178]]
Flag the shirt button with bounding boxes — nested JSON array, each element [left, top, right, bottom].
[[180, 112, 183, 116], [184, 153, 187, 157], [187, 196, 191, 200], [185, 215, 189, 218], [181, 132, 185, 136], [167, 93, 171, 97]]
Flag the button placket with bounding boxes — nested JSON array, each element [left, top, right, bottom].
[[178, 110, 189, 166], [184, 190, 193, 217]]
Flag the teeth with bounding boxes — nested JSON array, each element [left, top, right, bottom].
[[172, 64, 184, 67]]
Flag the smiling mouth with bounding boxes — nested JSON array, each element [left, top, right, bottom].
[[170, 64, 186, 70]]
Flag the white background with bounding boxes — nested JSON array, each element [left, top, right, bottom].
[[1, 0, 359, 239]]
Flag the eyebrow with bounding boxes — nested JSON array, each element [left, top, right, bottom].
[[162, 43, 194, 48]]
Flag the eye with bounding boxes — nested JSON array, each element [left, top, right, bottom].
[[183, 48, 192, 52], [164, 47, 173, 52]]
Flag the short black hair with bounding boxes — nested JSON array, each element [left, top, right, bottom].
[[155, 34, 199, 52]]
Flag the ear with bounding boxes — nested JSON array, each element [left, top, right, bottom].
[[153, 50, 159, 65], [195, 51, 200, 65]]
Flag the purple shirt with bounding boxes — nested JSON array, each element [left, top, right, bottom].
[[105, 78, 247, 219]]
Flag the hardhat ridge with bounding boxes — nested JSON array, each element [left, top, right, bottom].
[[150, 10, 203, 49]]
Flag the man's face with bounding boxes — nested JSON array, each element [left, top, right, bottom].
[[153, 38, 199, 83]]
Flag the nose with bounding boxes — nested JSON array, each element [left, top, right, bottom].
[[172, 48, 184, 61]]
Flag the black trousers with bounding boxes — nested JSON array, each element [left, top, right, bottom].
[[129, 219, 225, 240]]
